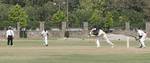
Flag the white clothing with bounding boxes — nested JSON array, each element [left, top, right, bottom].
[[41, 30, 48, 37], [41, 30, 48, 45], [137, 29, 146, 48], [6, 30, 14, 38], [98, 29, 114, 46], [44, 37, 48, 45], [137, 30, 146, 37], [96, 37, 100, 48], [97, 29, 106, 36], [90, 28, 114, 48]]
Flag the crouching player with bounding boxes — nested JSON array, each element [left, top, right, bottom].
[[89, 27, 114, 48]]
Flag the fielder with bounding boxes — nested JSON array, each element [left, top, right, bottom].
[[136, 28, 147, 48], [89, 27, 114, 48], [41, 29, 49, 46]]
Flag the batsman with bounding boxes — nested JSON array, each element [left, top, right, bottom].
[[89, 26, 114, 48]]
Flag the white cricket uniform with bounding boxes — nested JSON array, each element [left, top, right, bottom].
[[137, 29, 146, 48], [90, 28, 114, 48], [41, 30, 48, 45]]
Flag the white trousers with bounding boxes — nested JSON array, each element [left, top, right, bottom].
[[139, 36, 146, 47], [43, 37, 48, 45], [103, 35, 114, 46], [96, 35, 114, 48], [96, 37, 100, 48]]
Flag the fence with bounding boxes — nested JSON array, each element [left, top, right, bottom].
[[1, 22, 150, 40]]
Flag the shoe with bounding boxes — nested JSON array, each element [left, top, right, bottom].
[[10, 45, 14, 47], [111, 45, 114, 48], [45, 44, 48, 47], [139, 45, 143, 48], [141, 46, 146, 48]]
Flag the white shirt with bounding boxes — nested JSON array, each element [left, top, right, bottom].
[[98, 29, 106, 36], [41, 30, 48, 37], [6, 30, 14, 38], [137, 30, 146, 36]]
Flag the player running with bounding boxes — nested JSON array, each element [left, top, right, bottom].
[[41, 29, 49, 46]]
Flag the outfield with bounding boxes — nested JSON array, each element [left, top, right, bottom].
[[0, 39, 150, 63]]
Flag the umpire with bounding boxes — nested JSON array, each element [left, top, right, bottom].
[[6, 26, 14, 46]]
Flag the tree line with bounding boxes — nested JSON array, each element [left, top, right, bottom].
[[0, 0, 148, 30]]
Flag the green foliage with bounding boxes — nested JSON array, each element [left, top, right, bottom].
[[25, 0, 50, 6], [0, 0, 148, 30], [8, 4, 28, 27], [117, 9, 145, 29], [75, 0, 111, 28], [129, 10, 145, 29], [105, 12, 113, 28], [89, 10, 101, 26], [75, 0, 93, 23], [24, 1, 58, 29], [0, 3, 10, 20], [1, 0, 26, 7], [68, 13, 81, 27], [51, 10, 66, 24]]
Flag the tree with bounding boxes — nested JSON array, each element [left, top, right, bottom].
[[68, 0, 79, 11], [74, 0, 110, 28], [0, 3, 10, 21], [0, 0, 148, 30], [25, 0, 49, 6], [23, 6, 39, 29], [25, 1, 57, 30], [8, 4, 28, 29], [1, 0, 26, 7], [75, 0, 97, 27], [89, 9, 101, 26], [0, 4, 12, 29], [51, 10, 66, 24], [105, 12, 113, 30], [111, 0, 146, 29]]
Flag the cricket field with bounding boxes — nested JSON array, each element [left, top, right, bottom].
[[0, 38, 150, 63]]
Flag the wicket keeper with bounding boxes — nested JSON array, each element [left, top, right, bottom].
[[137, 28, 147, 48]]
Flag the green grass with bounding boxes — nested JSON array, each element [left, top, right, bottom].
[[0, 39, 150, 63]]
